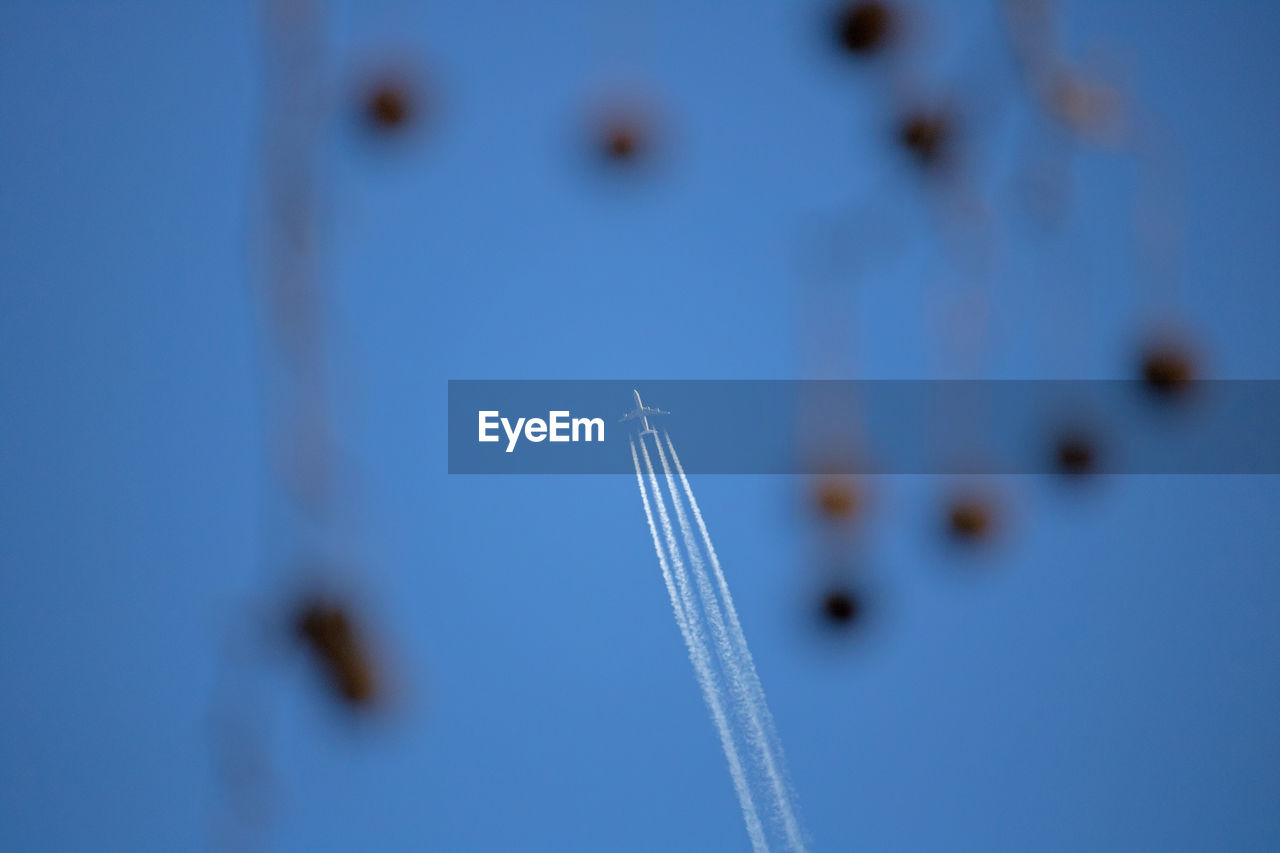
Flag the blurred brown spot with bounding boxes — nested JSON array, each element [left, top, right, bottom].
[[364, 81, 414, 132], [946, 495, 994, 542], [835, 2, 893, 55], [1054, 432, 1097, 477], [821, 588, 863, 626], [814, 477, 860, 521], [1141, 343, 1195, 397], [1051, 78, 1106, 128], [294, 598, 378, 707], [898, 112, 951, 167], [599, 118, 647, 164]]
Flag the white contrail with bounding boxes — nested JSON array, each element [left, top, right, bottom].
[[653, 437, 798, 850], [651, 437, 766, 776], [631, 437, 768, 853], [661, 430, 808, 853]]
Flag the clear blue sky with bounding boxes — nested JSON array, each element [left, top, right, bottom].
[[2, 1, 1279, 850]]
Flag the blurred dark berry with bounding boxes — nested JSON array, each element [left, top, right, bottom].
[[835, 2, 893, 55], [295, 598, 378, 707], [898, 112, 951, 167], [1055, 432, 1097, 477], [814, 477, 860, 521], [600, 119, 646, 164], [364, 81, 413, 132], [946, 496, 993, 542], [1140, 343, 1195, 397], [821, 588, 863, 626]]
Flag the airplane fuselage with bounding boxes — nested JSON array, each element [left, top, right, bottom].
[[621, 389, 668, 437], [634, 391, 655, 435]]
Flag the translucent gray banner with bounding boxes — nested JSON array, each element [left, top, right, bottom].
[[447, 381, 1280, 474]]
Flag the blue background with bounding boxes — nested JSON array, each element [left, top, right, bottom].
[[2, 1, 1279, 850]]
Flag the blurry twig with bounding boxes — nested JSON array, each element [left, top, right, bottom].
[[1003, 0, 1188, 317]]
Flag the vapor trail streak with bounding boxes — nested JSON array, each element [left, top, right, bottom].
[[662, 431, 808, 853], [631, 438, 767, 853]]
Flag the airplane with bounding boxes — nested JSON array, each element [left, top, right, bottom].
[[619, 389, 669, 437]]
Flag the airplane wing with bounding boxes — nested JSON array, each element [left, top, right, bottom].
[[621, 405, 668, 422]]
